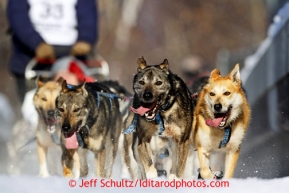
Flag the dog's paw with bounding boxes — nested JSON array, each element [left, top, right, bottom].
[[63, 165, 74, 178], [39, 164, 50, 178], [39, 171, 50, 178], [146, 166, 158, 179], [199, 169, 214, 179]]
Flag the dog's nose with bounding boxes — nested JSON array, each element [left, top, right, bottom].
[[214, 103, 222, 112], [47, 110, 55, 117], [143, 91, 153, 101], [62, 124, 71, 132]]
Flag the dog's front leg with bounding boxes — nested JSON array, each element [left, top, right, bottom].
[[36, 140, 49, 177], [224, 147, 240, 178], [77, 148, 88, 177], [94, 148, 106, 178], [137, 142, 158, 179], [197, 147, 214, 179], [61, 148, 77, 178], [169, 140, 189, 180]]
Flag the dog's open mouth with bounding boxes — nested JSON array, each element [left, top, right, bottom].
[[130, 98, 162, 121], [46, 118, 59, 134], [206, 106, 232, 128]]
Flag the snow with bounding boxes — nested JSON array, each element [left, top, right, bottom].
[[0, 175, 288, 193]]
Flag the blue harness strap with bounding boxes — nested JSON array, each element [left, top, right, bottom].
[[67, 84, 75, 89], [67, 84, 123, 110], [159, 148, 169, 159], [218, 124, 232, 148], [51, 132, 60, 145], [155, 112, 165, 135], [76, 132, 84, 147], [123, 114, 138, 134], [97, 92, 123, 110], [123, 112, 165, 135]]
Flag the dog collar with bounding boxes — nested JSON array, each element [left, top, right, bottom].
[[218, 123, 232, 148], [159, 93, 179, 112]]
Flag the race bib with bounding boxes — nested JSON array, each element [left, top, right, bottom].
[[28, 0, 78, 46]]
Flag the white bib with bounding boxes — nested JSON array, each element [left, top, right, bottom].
[[28, 0, 78, 46]]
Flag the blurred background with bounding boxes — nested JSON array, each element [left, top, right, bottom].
[[0, 0, 288, 179]]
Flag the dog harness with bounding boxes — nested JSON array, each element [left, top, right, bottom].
[[66, 84, 124, 147], [123, 112, 165, 135], [123, 114, 138, 134], [96, 92, 123, 109], [218, 123, 232, 148], [67, 84, 124, 110]]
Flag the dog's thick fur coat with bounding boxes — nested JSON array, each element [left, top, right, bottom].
[[56, 81, 122, 178], [192, 64, 251, 179], [33, 77, 64, 177], [127, 57, 194, 179]]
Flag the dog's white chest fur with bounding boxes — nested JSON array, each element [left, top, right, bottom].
[[198, 123, 245, 151]]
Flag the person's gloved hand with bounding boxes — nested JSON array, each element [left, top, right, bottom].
[[70, 41, 92, 56], [35, 42, 55, 58]]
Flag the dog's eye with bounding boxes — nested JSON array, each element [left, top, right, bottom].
[[139, 80, 145, 85], [155, 81, 162, 86], [58, 108, 64, 113], [74, 108, 80, 113], [41, 97, 47, 101], [224, 92, 231, 96], [209, 92, 215, 96]]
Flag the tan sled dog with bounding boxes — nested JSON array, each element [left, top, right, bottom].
[[192, 64, 250, 179], [33, 77, 64, 177]]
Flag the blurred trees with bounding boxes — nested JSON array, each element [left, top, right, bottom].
[[97, 0, 268, 89], [0, 0, 270, 99]]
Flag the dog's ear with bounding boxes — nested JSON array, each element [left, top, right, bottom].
[[56, 77, 65, 86], [61, 79, 69, 93], [137, 56, 147, 71], [209, 68, 221, 82], [160, 59, 169, 74], [36, 76, 45, 88], [76, 81, 88, 96], [228, 63, 241, 84]]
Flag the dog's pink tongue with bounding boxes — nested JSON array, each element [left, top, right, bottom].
[[130, 103, 155, 116], [206, 117, 223, 127], [65, 132, 79, 149]]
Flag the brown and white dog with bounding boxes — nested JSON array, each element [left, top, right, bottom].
[[192, 64, 251, 179]]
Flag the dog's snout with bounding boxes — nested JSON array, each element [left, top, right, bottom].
[[47, 110, 55, 117], [214, 103, 222, 112], [143, 91, 153, 101]]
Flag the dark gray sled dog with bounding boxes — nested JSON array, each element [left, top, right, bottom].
[[123, 57, 194, 179], [56, 80, 123, 178]]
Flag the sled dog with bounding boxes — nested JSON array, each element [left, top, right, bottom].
[[33, 77, 64, 177], [192, 64, 251, 179], [124, 57, 194, 179], [55, 80, 123, 178]]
